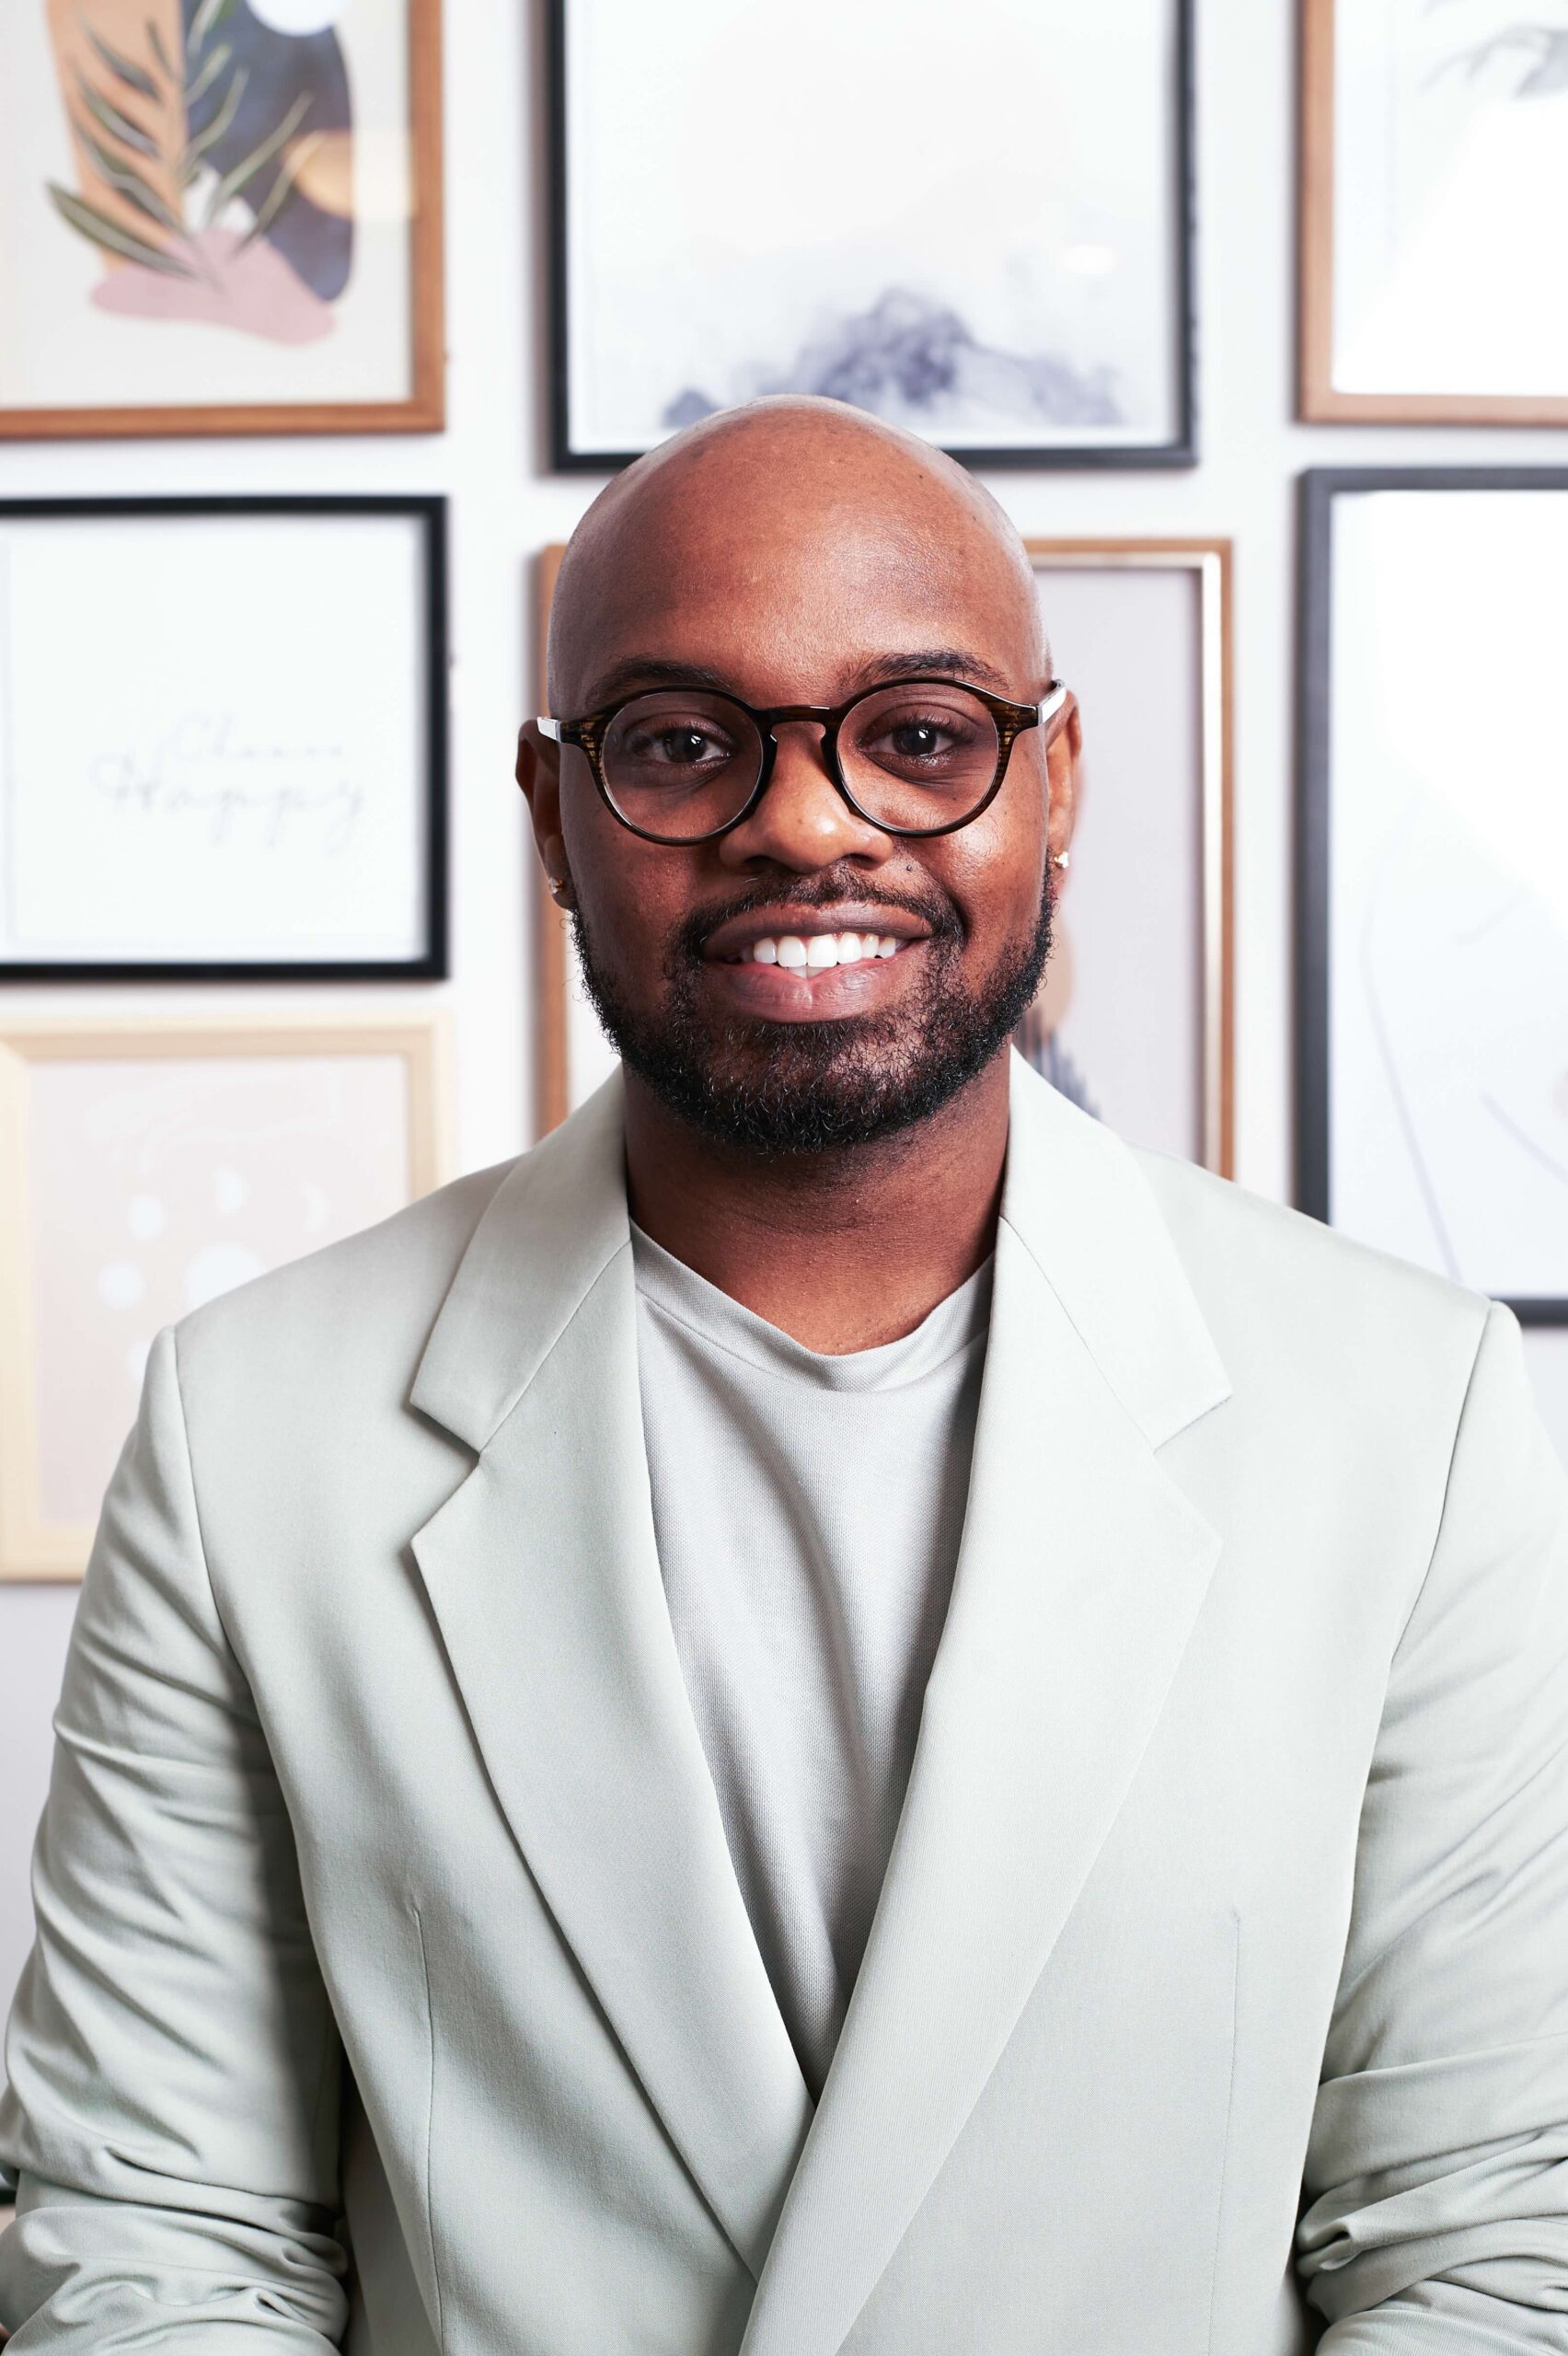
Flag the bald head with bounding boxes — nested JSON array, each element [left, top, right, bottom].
[[547, 396, 1045, 714]]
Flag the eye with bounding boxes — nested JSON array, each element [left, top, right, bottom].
[[621, 720, 738, 768], [860, 704, 986, 769]]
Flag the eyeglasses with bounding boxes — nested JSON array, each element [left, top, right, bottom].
[[536, 675, 1069, 846]]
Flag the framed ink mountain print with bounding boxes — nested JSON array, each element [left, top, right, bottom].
[[0, 496, 448, 980], [1298, 469, 1568, 1322], [1301, 0, 1568, 422], [0, 0, 444, 437], [548, 0, 1195, 470]]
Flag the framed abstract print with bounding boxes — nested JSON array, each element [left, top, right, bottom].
[[0, 497, 448, 981], [1298, 469, 1568, 1322], [548, 0, 1195, 470], [530, 537, 1234, 1171], [1300, 0, 1568, 422], [0, 0, 444, 437], [0, 1010, 452, 1580]]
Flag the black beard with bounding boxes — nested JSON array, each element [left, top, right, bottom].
[[569, 870, 1054, 1156]]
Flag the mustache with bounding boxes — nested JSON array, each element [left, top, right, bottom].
[[671, 871, 964, 966]]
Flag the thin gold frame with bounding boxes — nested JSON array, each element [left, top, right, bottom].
[[529, 537, 1234, 1173], [0, 1010, 454, 1583]]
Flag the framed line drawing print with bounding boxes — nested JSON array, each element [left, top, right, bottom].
[[0, 1010, 453, 1580], [1300, 0, 1568, 422], [0, 0, 444, 438], [548, 0, 1195, 470], [530, 537, 1234, 1171], [0, 496, 448, 981], [1298, 468, 1568, 1322]]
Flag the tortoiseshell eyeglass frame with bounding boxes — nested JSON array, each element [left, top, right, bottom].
[[536, 676, 1070, 846]]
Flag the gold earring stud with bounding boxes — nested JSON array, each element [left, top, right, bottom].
[[548, 877, 574, 908], [1053, 850, 1071, 872]]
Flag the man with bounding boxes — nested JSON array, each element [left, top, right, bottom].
[[2, 398, 1566, 2353]]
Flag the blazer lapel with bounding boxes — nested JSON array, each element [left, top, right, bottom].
[[739, 1058, 1232, 2356], [407, 1077, 813, 2280]]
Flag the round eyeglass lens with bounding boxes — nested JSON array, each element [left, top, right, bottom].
[[600, 690, 765, 839], [838, 683, 1003, 830]]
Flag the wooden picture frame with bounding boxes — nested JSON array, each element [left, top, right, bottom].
[[548, 0, 1197, 472], [1300, 0, 1568, 425], [0, 1009, 453, 1581], [1297, 466, 1568, 1322], [0, 495, 449, 982], [530, 536, 1235, 1174], [0, 0, 444, 439]]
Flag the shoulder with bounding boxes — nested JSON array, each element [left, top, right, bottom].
[[170, 1152, 521, 1399]]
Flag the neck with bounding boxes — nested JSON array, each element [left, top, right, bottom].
[[622, 1053, 1010, 1354]]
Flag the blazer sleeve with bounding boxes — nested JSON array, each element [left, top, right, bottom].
[[0, 1324, 349, 2350], [1296, 1300, 1568, 2350]]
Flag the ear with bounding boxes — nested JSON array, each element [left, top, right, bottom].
[[516, 720, 570, 895], [1044, 692, 1081, 870]]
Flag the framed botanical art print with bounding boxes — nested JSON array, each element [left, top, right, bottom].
[[1300, 0, 1568, 422], [548, 0, 1195, 470], [0, 1010, 452, 1580], [530, 537, 1234, 1172], [0, 0, 444, 438], [0, 496, 448, 980], [1298, 468, 1568, 1322]]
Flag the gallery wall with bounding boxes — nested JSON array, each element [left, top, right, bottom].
[[2, 0, 1567, 2012]]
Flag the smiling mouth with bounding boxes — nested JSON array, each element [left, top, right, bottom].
[[722, 930, 907, 969]]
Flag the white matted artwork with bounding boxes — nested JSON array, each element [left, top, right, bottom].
[[1014, 543, 1232, 1172], [0, 498, 446, 977], [552, 0, 1193, 467], [1300, 471, 1568, 1317], [0, 1011, 451, 1578], [530, 539, 1233, 1170], [1302, 0, 1568, 419], [0, 0, 444, 434]]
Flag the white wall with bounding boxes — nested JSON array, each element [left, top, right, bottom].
[[3, 0, 1567, 2014]]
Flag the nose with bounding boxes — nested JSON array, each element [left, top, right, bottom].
[[717, 718, 889, 873]]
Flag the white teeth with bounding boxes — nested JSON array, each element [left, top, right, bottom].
[[737, 930, 904, 967], [776, 935, 808, 968], [804, 934, 839, 969], [876, 937, 899, 958], [836, 932, 864, 963], [752, 939, 778, 964], [861, 933, 880, 957]]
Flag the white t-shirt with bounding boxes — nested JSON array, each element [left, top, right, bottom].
[[630, 1223, 992, 2096]]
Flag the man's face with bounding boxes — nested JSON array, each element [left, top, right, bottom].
[[521, 425, 1078, 1153]]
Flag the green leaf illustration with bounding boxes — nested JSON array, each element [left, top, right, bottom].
[[188, 0, 234, 55], [75, 69, 158, 157], [203, 89, 311, 227], [180, 62, 248, 176], [78, 16, 160, 101], [183, 40, 231, 109], [47, 181, 196, 275], [146, 18, 176, 81], [235, 128, 320, 252], [71, 112, 185, 232]]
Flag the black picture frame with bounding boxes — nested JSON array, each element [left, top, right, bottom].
[[545, 0, 1197, 474], [0, 494, 449, 984], [1297, 465, 1568, 1327]]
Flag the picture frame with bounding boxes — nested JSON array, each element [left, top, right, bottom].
[[547, 0, 1196, 471], [0, 495, 449, 982], [0, 0, 444, 440], [530, 535, 1235, 1173], [1299, 0, 1568, 424], [1297, 468, 1568, 1322], [0, 1009, 453, 1581]]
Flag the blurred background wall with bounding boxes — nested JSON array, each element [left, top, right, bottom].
[[2, 0, 1566, 2012]]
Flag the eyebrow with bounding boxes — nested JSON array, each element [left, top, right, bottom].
[[576, 647, 1018, 710]]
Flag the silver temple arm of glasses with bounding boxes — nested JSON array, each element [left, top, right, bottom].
[[536, 718, 562, 740], [1037, 681, 1069, 727]]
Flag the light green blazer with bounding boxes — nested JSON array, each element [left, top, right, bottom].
[[3, 1056, 1566, 2353]]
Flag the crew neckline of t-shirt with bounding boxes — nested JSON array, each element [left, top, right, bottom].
[[628, 1221, 993, 1394]]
